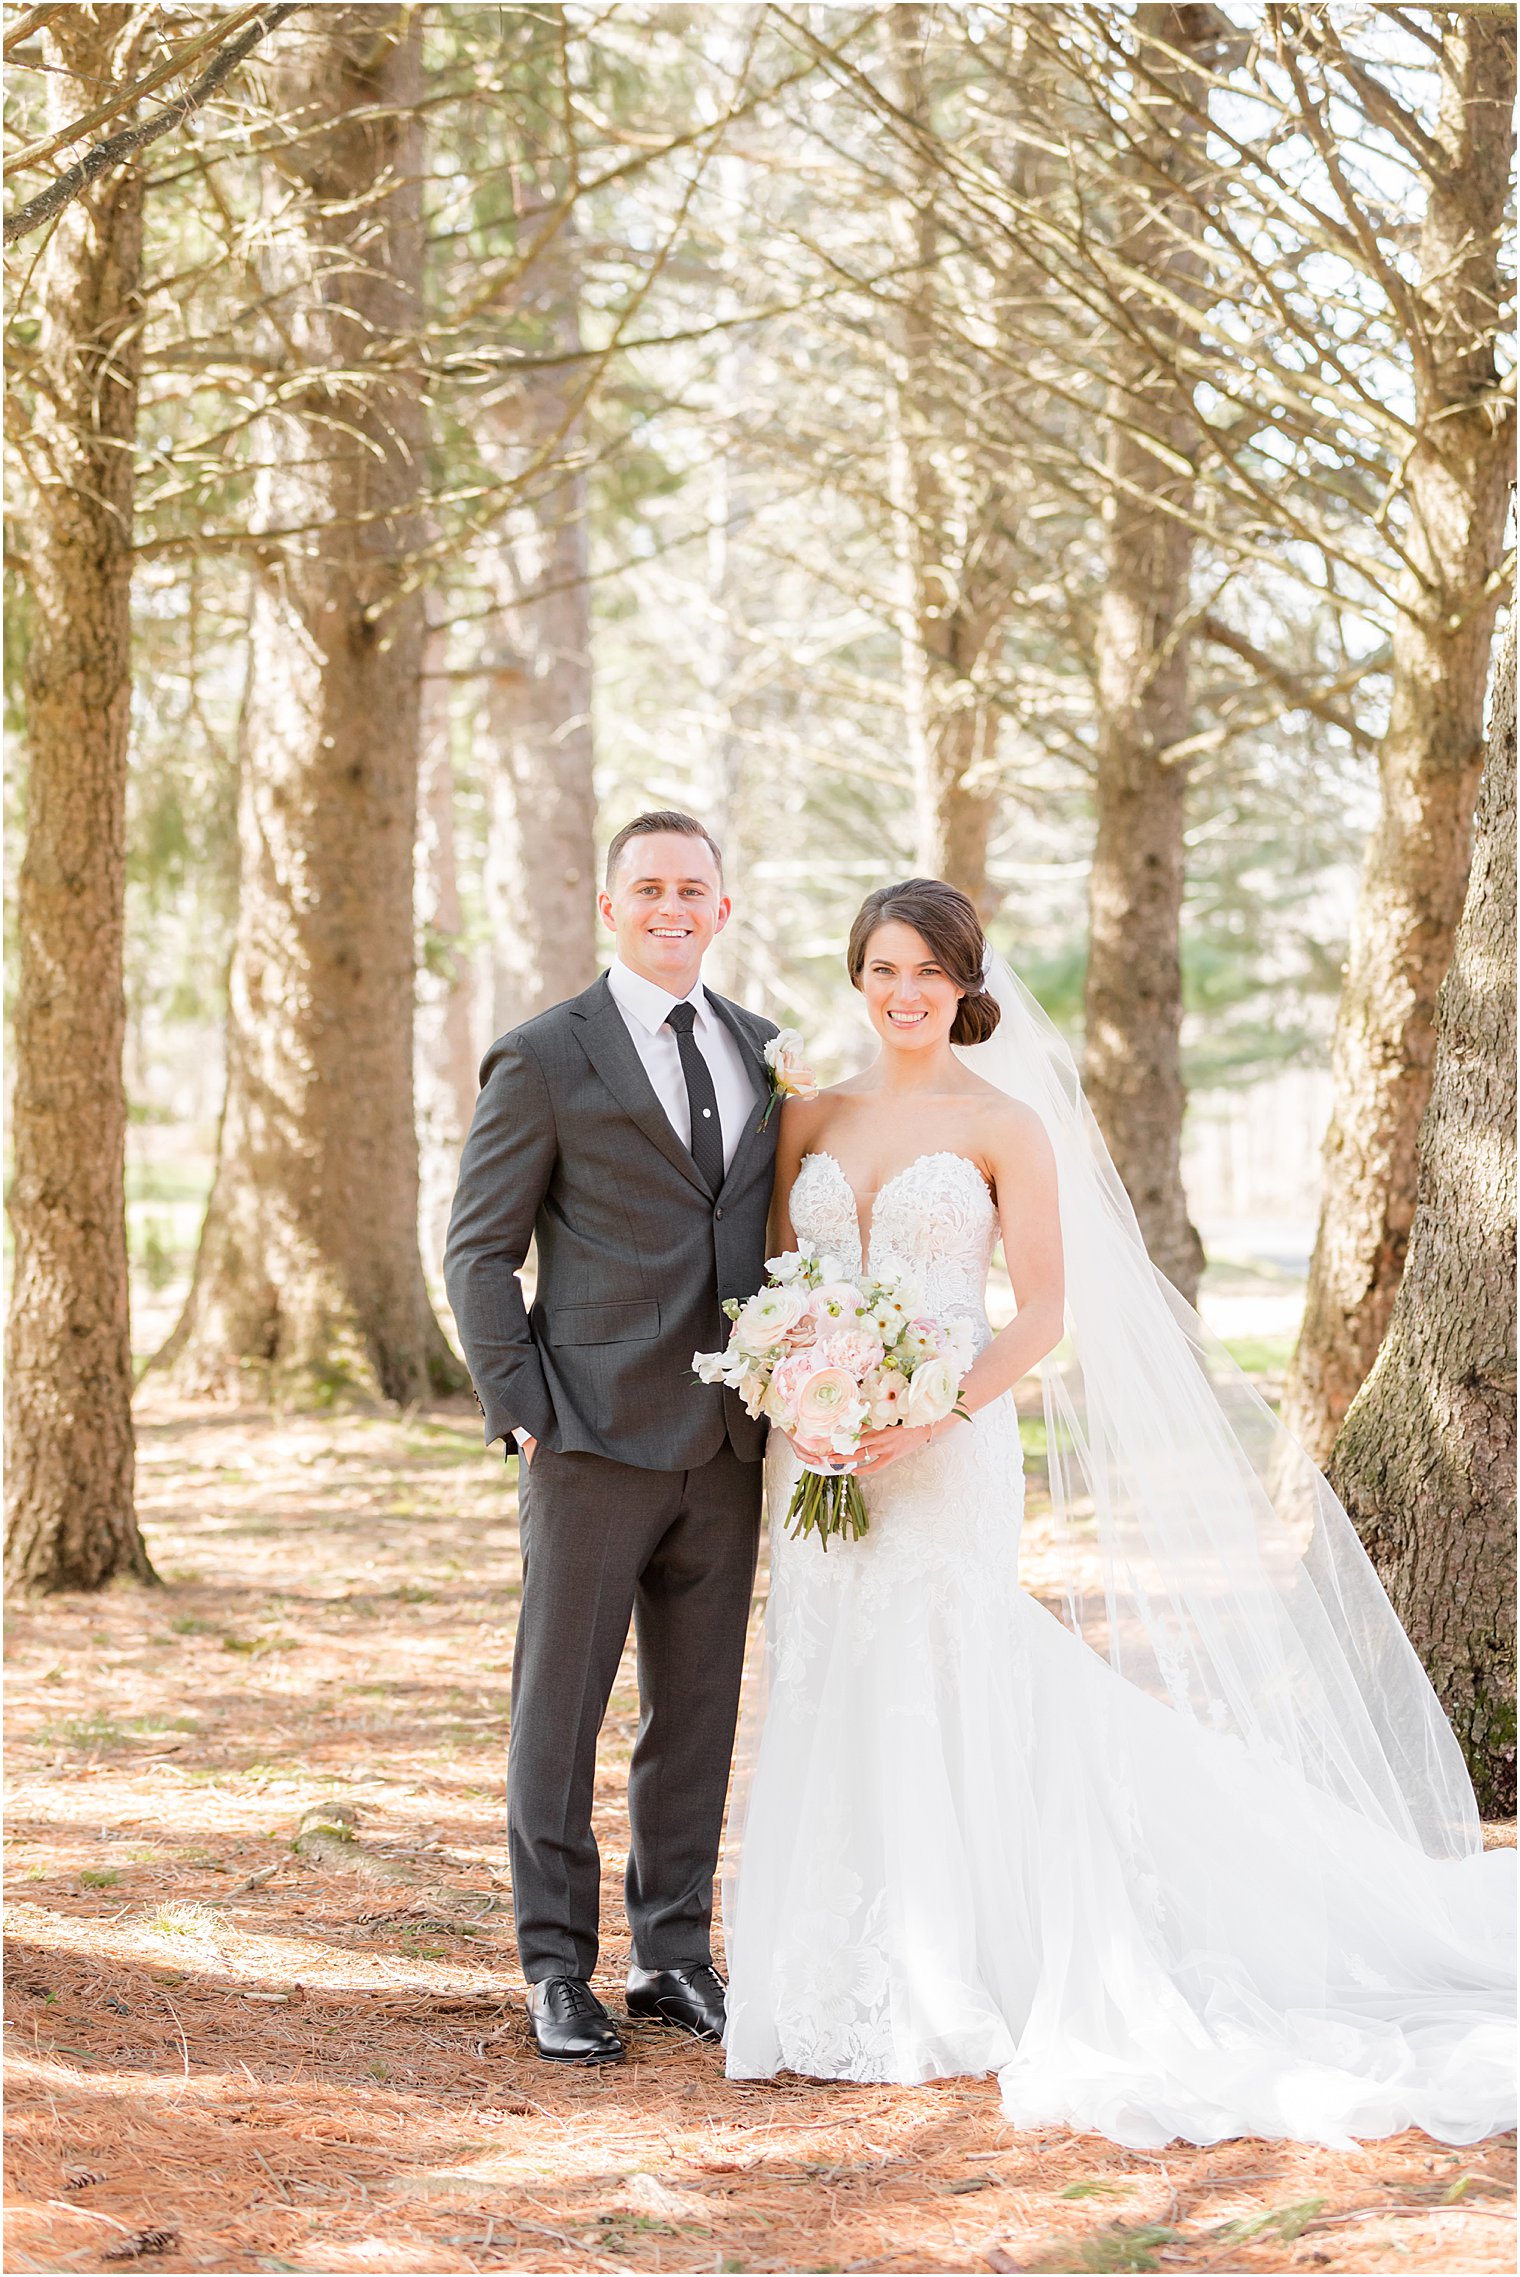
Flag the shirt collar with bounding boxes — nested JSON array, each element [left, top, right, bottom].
[[607, 954, 712, 1038]]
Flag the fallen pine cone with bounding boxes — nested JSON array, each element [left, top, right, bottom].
[[63, 2169, 105, 2190], [103, 2227, 178, 2260]]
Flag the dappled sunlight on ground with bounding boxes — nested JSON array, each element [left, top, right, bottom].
[[5, 1395, 1514, 2274]]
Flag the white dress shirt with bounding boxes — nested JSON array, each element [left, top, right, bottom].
[[605, 955, 758, 1174], [513, 959, 760, 1450]]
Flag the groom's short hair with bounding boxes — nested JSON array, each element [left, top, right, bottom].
[[605, 809, 724, 889]]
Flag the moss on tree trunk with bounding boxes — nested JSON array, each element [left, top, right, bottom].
[[1283, 14, 1517, 1466], [1329, 619, 1516, 1818]]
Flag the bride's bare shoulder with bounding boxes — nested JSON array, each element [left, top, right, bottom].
[[972, 1092, 1056, 1175], [781, 1074, 870, 1125], [969, 1083, 1051, 1147], [776, 1088, 836, 1149]]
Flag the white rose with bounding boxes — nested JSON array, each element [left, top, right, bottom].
[[733, 1283, 814, 1354], [763, 1029, 820, 1100], [906, 1355, 960, 1427]]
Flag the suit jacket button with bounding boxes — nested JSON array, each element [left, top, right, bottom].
[[714, 1205, 724, 1220]]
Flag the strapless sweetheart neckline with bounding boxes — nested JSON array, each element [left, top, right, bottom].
[[799, 1148, 995, 1264]]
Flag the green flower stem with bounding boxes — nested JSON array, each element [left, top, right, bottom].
[[784, 1467, 869, 1550]]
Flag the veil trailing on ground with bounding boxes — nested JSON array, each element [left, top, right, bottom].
[[959, 952, 1482, 1862]]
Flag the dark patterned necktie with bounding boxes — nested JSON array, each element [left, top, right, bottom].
[[665, 1002, 725, 1193]]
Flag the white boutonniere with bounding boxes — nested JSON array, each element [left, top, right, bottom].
[[759, 1027, 819, 1130]]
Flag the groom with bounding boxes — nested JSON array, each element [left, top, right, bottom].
[[444, 811, 778, 2064]]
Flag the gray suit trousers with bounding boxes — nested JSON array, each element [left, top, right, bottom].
[[508, 1441, 761, 1983]]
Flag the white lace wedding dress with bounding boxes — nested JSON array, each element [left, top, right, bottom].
[[722, 1150, 1515, 2149]]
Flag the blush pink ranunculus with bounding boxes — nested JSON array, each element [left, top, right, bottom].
[[792, 1365, 867, 1454], [810, 1280, 869, 1327]]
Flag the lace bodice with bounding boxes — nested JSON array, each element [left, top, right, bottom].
[[787, 1150, 999, 1335]]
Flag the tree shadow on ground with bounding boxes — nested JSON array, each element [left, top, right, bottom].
[[6, 1396, 1514, 2275]]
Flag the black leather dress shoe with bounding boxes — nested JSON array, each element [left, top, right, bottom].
[[526, 1977, 625, 2064], [625, 1962, 726, 2041]]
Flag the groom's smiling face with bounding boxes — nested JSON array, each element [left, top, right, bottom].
[[599, 831, 731, 996]]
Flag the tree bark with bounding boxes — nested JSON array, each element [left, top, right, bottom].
[[159, 6, 462, 1405], [415, 611, 479, 1278], [5, 6, 156, 1593], [1282, 12, 1517, 1464], [700, 303, 763, 1003], [1328, 616, 1515, 1817], [480, 214, 598, 1036], [1082, 3, 1224, 1309], [887, 2, 1014, 919]]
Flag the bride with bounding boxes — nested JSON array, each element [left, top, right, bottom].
[[721, 877, 1514, 2149]]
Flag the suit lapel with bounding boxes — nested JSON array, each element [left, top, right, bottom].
[[570, 975, 708, 1195], [708, 993, 776, 1199]]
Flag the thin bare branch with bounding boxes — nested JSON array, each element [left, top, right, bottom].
[[4, 4, 303, 250], [5, 5, 269, 179], [1, 3, 66, 59]]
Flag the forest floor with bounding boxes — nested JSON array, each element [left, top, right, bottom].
[[4, 1388, 1515, 2277]]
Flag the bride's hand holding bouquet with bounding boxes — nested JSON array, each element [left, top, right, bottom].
[[694, 1249, 973, 1546]]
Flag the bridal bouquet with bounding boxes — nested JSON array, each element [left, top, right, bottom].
[[694, 1250, 974, 1547]]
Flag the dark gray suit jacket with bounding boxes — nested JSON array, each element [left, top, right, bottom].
[[444, 973, 779, 1470]]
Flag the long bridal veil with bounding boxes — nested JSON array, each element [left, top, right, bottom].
[[960, 952, 1484, 1861]]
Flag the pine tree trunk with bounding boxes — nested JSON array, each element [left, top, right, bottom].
[[1328, 618, 1516, 1817], [700, 299, 764, 1003], [695, 22, 775, 1008], [1282, 13, 1516, 1465], [887, 3, 1010, 920], [480, 219, 597, 1035], [159, 6, 461, 1405], [1082, 3, 1223, 1309], [415, 613, 479, 1277], [5, 8, 156, 1594]]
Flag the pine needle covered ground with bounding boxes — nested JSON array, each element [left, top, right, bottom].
[[5, 1394, 1514, 2276]]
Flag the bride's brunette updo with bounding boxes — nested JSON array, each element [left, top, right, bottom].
[[847, 879, 1002, 1046]]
